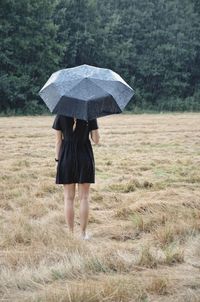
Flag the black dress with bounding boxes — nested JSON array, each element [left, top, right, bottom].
[[52, 114, 99, 184]]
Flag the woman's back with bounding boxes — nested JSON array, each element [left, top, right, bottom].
[[52, 114, 99, 184], [53, 115, 98, 143]]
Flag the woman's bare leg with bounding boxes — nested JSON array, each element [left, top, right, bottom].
[[63, 183, 76, 234], [78, 183, 90, 237]]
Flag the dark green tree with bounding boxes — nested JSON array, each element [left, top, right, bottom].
[[0, 0, 64, 114], [53, 0, 103, 67], [0, 0, 200, 114], [97, 0, 200, 111]]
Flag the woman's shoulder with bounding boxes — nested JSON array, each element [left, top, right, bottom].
[[52, 114, 72, 129], [58, 115, 75, 123], [59, 114, 71, 119]]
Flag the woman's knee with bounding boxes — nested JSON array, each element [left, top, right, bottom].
[[80, 197, 89, 204], [79, 191, 90, 202], [64, 197, 74, 205]]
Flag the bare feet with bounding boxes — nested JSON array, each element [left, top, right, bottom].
[[80, 231, 91, 240]]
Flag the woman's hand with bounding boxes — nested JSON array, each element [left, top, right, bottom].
[[90, 129, 100, 144]]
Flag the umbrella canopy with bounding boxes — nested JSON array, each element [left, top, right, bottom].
[[38, 64, 134, 121]]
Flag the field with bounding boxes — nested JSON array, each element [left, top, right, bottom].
[[0, 113, 200, 302]]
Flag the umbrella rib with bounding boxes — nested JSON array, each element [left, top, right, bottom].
[[89, 77, 134, 110], [88, 78, 130, 110], [61, 77, 117, 103], [88, 78, 116, 100]]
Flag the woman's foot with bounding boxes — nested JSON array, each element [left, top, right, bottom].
[[80, 231, 91, 240]]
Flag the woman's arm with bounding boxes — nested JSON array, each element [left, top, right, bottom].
[[90, 129, 100, 144], [55, 130, 62, 159]]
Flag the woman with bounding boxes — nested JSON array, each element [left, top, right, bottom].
[[52, 114, 100, 240]]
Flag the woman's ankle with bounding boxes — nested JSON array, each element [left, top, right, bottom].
[[81, 230, 86, 236]]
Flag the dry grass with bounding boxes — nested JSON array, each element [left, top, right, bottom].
[[146, 276, 172, 295], [0, 113, 200, 301]]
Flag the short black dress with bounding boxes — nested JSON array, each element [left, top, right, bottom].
[[52, 114, 99, 184]]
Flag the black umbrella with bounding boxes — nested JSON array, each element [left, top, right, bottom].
[[38, 64, 134, 121]]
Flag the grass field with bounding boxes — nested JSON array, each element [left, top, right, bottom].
[[0, 113, 200, 302]]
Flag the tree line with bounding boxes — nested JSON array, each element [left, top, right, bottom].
[[1, 0, 200, 115]]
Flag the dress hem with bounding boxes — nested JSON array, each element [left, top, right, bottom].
[[55, 181, 95, 185]]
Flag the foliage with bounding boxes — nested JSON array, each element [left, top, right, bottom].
[[0, 0, 64, 114], [0, 0, 199, 114]]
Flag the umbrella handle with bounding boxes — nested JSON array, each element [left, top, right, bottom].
[[73, 117, 77, 132]]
